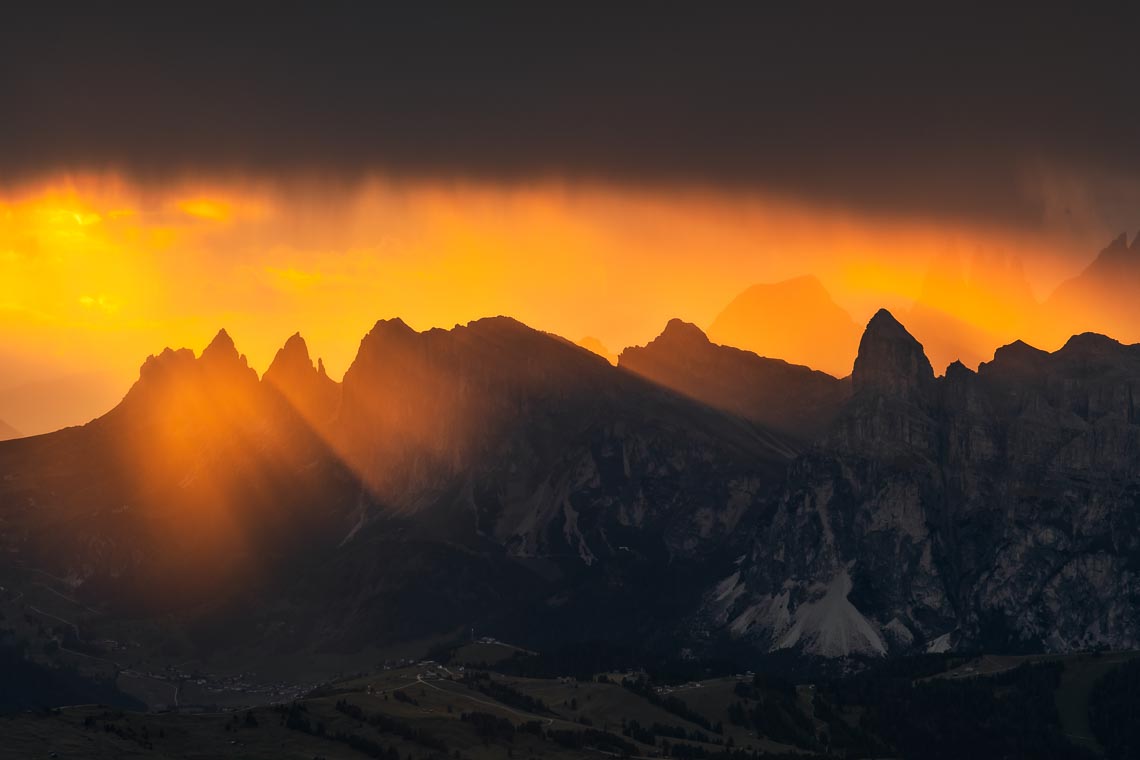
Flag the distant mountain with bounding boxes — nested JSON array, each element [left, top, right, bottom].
[[575, 335, 617, 365], [0, 418, 20, 441], [707, 275, 861, 377], [903, 249, 1039, 372], [0, 371, 121, 436], [709, 309, 1140, 656], [619, 319, 848, 443], [1044, 232, 1140, 344]]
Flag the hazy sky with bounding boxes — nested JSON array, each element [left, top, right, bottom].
[[3, 4, 1140, 433], [3, 4, 1140, 231]]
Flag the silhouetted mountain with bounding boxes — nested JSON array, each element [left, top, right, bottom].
[[707, 275, 862, 377], [262, 332, 340, 424], [904, 249, 1039, 372], [0, 418, 19, 441], [619, 318, 848, 442], [0, 317, 796, 662], [5, 308, 1140, 688], [575, 335, 617, 365], [1045, 231, 1140, 344], [0, 371, 121, 436], [709, 309, 1140, 656], [6, 329, 361, 611]]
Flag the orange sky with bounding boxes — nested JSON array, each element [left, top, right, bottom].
[[0, 172, 1118, 434]]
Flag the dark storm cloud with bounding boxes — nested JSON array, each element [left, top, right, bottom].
[[3, 2, 1140, 228]]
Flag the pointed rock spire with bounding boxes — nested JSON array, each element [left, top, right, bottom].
[[852, 309, 934, 399], [200, 328, 243, 366], [262, 332, 339, 422], [203, 327, 235, 352], [656, 318, 711, 347], [265, 332, 315, 381]]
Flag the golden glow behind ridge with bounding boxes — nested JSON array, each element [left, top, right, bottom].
[[0, 172, 1125, 434]]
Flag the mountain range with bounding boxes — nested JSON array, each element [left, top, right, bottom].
[[3, 294, 1140, 696], [709, 232, 1140, 378]]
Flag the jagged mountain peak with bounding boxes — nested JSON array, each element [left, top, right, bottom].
[[463, 315, 529, 332], [263, 332, 339, 422], [200, 328, 241, 363], [619, 317, 847, 442], [944, 359, 974, 379], [265, 332, 315, 378], [349, 318, 420, 368], [137, 347, 197, 381], [998, 338, 1046, 356], [1058, 331, 1126, 358], [1094, 232, 1137, 266], [283, 330, 307, 351], [977, 339, 1052, 386], [865, 307, 907, 333], [655, 318, 711, 347], [852, 309, 934, 397], [367, 317, 416, 337]]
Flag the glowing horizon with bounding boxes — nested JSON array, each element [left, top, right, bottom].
[[1, 171, 1134, 434]]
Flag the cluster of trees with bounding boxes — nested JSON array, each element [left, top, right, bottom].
[[547, 727, 639, 755], [460, 672, 551, 715], [725, 696, 814, 748], [275, 702, 404, 760], [622, 718, 719, 746], [621, 678, 722, 734], [334, 698, 447, 751], [819, 662, 1093, 760], [392, 689, 418, 706], [659, 743, 804, 760], [459, 710, 544, 742]]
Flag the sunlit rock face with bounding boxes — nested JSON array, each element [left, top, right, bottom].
[[712, 309, 1140, 656]]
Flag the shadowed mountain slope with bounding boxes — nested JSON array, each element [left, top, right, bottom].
[[619, 318, 848, 443]]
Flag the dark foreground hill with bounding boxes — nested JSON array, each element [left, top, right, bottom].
[[0, 649, 1125, 759]]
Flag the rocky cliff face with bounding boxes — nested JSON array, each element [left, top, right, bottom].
[[710, 310, 1140, 656]]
